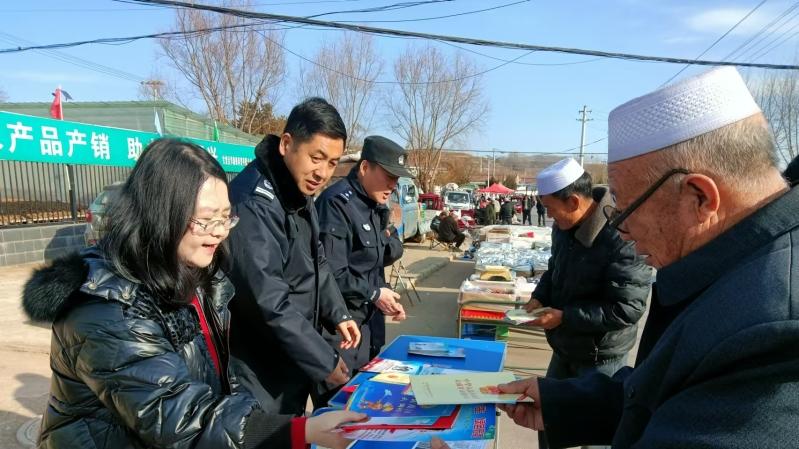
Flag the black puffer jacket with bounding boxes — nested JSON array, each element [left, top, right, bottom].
[[21, 249, 292, 449], [533, 187, 653, 363]]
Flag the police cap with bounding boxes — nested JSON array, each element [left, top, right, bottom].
[[361, 135, 414, 178]]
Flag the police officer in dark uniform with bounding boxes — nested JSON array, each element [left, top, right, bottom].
[[226, 98, 361, 416], [316, 136, 410, 384]]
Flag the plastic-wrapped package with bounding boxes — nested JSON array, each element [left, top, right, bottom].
[[529, 247, 552, 272], [474, 242, 551, 275], [458, 278, 540, 312], [477, 225, 553, 247]]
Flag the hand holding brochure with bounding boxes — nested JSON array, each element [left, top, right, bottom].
[[410, 372, 534, 405], [504, 307, 554, 325]]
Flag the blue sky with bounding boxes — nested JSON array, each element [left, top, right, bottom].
[[1, 0, 797, 162]]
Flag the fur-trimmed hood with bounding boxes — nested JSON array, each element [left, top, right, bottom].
[[22, 247, 140, 323], [22, 248, 235, 323]]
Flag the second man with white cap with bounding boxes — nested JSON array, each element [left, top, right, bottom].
[[526, 157, 652, 448]]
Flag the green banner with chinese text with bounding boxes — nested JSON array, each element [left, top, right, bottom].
[[0, 111, 254, 172]]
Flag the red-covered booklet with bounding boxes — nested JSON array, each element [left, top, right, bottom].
[[340, 406, 460, 431]]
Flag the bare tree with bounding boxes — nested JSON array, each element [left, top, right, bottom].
[[387, 45, 489, 192], [159, 1, 286, 134], [297, 32, 384, 150], [750, 69, 799, 164], [502, 174, 518, 190], [0, 87, 8, 102]]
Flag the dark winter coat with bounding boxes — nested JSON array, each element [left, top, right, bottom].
[[533, 186, 652, 363], [226, 135, 353, 415], [21, 248, 291, 449], [315, 168, 404, 374], [437, 215, 460, 242], [500, 201, 515, 221], [316, 168, 403, 326], [538, 185, 799, 449], [536, 198, 546, 214]]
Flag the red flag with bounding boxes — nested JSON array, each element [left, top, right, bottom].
[[50, 87, 63, 120]]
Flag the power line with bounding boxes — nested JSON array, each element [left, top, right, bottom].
[[116, 0, 799, 70], [0, 32, 145, 84], [261, 29, 534, 84], [0, 0, 796, 71], [722, 1, 799, 61], [749, 22, 799, 60], [662, 0, 767, 86], [439, 40, 604, 66], [732, 6, 799, 62], [744, 13, 799, 61], [472, 137, 607, 156], [306, 0, 456, 19], [333, 0, 530, 23], [0, 0, 375, 11]]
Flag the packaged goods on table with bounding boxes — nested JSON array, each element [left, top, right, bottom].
[[475, 242, 550, 276], [458, 278, 539, 312]]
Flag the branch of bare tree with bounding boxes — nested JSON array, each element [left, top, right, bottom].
[[158, 0, 286, 135], [750, 69, 799, 164], [297, 32, 383, 151], [386, 44, 488, 191]]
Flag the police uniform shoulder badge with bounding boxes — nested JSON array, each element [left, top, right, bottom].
[[337, 189, 353, 203], [254, 178, 275, 200]]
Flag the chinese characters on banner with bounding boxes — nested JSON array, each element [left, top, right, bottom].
[[0, 111, 254, 172]]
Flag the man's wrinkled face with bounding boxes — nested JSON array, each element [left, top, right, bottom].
[[608, 161, 685, 269], [280, 133, 344, 196]]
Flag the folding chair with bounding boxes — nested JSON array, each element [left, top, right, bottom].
[[429, 231, 456, 251], [388, 260, 423, 305]]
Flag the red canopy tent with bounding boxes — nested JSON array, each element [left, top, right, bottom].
[[477, 183, 514, 195]]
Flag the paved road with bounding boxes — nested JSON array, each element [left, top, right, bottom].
[[0, 241, 568, 449], [387, 254, 548, 449]]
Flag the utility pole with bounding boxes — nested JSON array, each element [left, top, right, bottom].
[[141, 80, 165, 100], [491, 148, 496, 183], [577, 105, 592, 167]]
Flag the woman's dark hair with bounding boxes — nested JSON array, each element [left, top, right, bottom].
[[101, 138, 230, 305], [550, 171, 593, 201], [283, 97, 347, 145]]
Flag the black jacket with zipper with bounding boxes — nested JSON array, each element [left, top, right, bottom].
[[227, 134, 353, 415], [533, 187, 652, 363], [21, 248, 292, 449]]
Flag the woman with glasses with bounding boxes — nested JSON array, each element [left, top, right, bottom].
[[22, 138, 362, 449]]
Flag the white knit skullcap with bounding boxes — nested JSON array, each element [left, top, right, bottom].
[[608, 66, 761, 163], [537, 158, 585, 196]]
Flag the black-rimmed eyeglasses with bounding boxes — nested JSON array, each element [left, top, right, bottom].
[[603, 168, 691, 234]]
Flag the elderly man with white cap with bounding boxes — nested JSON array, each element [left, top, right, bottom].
[[438, 67, 799, 449], [525, 157, 652, 449]]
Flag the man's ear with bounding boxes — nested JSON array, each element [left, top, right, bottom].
[[566, 194, 581, 212], [682, 174, 720, 223], [279, 133, 292, 157]]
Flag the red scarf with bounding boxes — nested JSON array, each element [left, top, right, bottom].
[[191, 296, 222, 378]]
